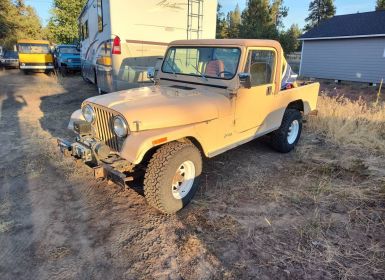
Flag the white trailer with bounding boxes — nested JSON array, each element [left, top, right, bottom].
[[79, 0, 217, 93]]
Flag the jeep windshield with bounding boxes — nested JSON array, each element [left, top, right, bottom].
[[162, 47, 241, 80]]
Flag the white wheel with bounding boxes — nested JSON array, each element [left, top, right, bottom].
[[171, 160, 196, 199], [287, 119, 300, 144]]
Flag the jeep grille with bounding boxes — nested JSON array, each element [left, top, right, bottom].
[[90, 104, 121, 152]]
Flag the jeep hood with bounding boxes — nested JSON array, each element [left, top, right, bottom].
[[85, 85, 231, 131]]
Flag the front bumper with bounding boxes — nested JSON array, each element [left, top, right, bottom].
[[57, 138, 134, 187], [20, 65, 54, 70]]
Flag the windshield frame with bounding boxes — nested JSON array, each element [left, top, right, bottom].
[[161, 46, 242, 81]]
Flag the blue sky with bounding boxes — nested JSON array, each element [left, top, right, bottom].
[[28, 0, 377, 29]]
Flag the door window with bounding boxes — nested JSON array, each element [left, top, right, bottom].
[[245, 50, 275, 87], [97, 0, 103, 32]]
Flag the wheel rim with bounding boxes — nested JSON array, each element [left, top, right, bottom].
[[287, 120, 299, 144], [171, 160, 196, 199]]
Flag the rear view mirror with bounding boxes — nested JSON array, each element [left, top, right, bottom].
[[239, 72, 251, 89]]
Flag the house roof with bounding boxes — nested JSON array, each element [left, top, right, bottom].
[[300, 10, 385, 40]]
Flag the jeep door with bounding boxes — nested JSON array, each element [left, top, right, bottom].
[[234, 47, 279, 133]]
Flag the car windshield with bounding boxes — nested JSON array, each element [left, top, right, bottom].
[[59, 47, 79, 54], [4, 51, 18, 58], [18, 43, 50, 54], [162, 47, 241, 80]]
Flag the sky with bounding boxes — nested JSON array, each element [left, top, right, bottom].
[[27, 0, 377, 29]]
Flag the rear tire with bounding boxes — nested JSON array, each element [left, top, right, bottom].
[[270, 109, 302, 153], [144, 141, 202, 214]]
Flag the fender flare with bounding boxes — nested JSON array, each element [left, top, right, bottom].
[[119, 124, 207, 164]]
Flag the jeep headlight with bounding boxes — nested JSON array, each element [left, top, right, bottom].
[[68, 59, 72, 63], [82, 104, 95, 123], [113, 116, 129, 138]]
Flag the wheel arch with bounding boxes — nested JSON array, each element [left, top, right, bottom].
[[286, 99, 304, 112], [119, 125, 209, 165]]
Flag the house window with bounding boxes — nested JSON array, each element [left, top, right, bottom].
[[245, 50, 275, 87], [97, 0, 103, 32]]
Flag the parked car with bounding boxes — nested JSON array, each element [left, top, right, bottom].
[[17, 39, 54, 74], [0, 50, 19, 70], [78, 0, 217, 94], [58, 39, 320, 214], [54, 44, 81, 75]]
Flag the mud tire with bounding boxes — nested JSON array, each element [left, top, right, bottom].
[[144, 141, 202, 214], [270, 109, 302, 153]]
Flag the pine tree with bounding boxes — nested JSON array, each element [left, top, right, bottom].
[[305, 0, 336, 31], [240, 0, 273, 39], [216, 3, 228, 39], [227, 4, 241, 38], [270, 0, 288, 28], [376, 0, 385, 10], [49, 0, 86, 44], [279, 24, 302, 53], [240, 0, 287, 39]]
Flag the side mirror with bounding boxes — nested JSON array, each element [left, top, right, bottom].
[[239, 72, 251, 89], [147, 67, 155, 80]]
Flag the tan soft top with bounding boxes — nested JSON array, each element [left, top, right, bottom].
[[170, 39, 282, 50]]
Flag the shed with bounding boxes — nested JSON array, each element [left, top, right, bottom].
[[299, 11, 385, 83]]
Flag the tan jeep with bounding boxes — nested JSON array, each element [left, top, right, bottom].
[[58, 39, 319, 213]]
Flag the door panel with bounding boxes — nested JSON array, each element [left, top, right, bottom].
[[235, 48, 278, 133]]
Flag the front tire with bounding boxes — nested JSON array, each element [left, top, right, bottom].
[[144, 141, 202, 214], [270, 109, 302, 153]]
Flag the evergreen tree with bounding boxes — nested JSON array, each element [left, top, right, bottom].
[[240, 0, 287, 39], [240, 0, 273, 38], [270, 0, 288, 29], [304, 0, 336, 31], [227, 4, 241, 38], [49, 0, 86, 44], [376, 0, 385, 10], [216, 2, 228, 39], [279, 24, 301, 53]]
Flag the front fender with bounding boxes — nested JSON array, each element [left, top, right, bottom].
[[120, 124, 206, 164]]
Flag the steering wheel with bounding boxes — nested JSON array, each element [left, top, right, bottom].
[[217, 71, 233, 78]]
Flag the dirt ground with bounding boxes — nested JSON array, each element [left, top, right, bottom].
[[0, 70, 384, 280]]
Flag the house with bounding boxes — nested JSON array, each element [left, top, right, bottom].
[[299, 11, 385, 83]]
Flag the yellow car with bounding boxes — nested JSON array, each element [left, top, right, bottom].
[[17, 39, 54, 74]]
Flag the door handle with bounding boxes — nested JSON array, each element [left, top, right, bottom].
[[266, 86, 273, 95]]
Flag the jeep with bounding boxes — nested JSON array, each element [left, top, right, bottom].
[[58, 39, 319, 213]]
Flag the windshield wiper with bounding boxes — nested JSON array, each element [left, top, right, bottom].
[[191, 64, 208, 82]]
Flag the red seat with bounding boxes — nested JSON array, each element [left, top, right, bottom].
[[205, 60, 225, 77]]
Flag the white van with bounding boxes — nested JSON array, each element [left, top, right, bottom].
[[79, 0, 217, 93]]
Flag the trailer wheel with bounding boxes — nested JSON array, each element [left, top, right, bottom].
[[270, 109, 302, 153], [144, 141, 202, 214]]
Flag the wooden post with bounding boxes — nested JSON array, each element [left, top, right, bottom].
[[375, 78, 383, 106]]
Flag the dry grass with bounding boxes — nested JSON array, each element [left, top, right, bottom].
[[307, 95, 385, 154]]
